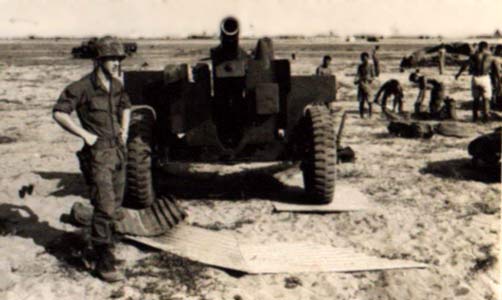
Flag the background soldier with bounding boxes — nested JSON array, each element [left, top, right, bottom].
[[316, 55, 333, 76], [355, 52, 375, 118], [455, 41, 501, 122], [373, 79, 404, 113], [372, 45, 380, 77], [52, 36, 131, 282]]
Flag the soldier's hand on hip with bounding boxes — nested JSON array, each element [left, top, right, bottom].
[[83, 133, 98, 146]]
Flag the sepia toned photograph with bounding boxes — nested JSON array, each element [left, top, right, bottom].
[[0, 1, 500, 299]]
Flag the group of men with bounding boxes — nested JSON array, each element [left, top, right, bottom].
[[316, 41, 501, 122], [53, 37, 501, 283], [316, 46, 380, 118]]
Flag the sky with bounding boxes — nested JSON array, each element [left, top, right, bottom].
[[0, 0, 501, 38]]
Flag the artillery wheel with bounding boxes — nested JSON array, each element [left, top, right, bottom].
[[125, 107, 155, 208], [300, 105, 337, 204]]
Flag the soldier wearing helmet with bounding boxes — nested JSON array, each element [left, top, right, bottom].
[[52, 36, 131, 282]]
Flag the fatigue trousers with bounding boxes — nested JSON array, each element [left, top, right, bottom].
[[77, 139, 126, 246], [358, 84, 372, 118]]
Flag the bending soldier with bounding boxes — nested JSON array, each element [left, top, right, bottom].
[[428, 80, 445, 114], [409, 71, 445, 116], [373, 79, 404, 113], [53, 36, 131, 282], [455, 41, 501, 122], [355, 52, 375, 118]]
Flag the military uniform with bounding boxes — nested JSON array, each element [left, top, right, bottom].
[[356, 62, 374, 118], [53, 71, 131, 246]]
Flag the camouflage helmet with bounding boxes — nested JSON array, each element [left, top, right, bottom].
[[94, 36, 126, 60]]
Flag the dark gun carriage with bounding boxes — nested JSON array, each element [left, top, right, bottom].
[[124, 17, 343, 205]]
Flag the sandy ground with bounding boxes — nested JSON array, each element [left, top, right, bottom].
[[0, 39, 500, 300]]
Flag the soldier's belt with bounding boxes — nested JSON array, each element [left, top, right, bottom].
[[93, 137, 123, 149]]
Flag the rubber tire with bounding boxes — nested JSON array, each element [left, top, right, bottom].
[[125, 108, 155, 208], [301, 105, 337, 204]]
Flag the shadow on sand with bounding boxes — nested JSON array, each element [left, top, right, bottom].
[[156, 163, 311, 203], [35, 171, 88, 198], [36, 165, 313, 204], [0, 204, 88, 272], [420, 158, 500, 183]]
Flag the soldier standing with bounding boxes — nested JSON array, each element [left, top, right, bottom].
[[53, 36, 131, 282], [372, 45, 380, 77], [355, 52, 375, 118], [316, 55, 333, 76], [373, 79, 404, 113], [455, 41, 501, 122]]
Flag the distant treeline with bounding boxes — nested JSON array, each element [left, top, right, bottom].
[[13, 28, 502, 41]]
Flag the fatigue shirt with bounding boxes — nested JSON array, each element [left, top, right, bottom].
[[53, 71, 131, 140]]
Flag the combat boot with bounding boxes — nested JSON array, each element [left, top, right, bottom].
[[94, 245, 125, 283]]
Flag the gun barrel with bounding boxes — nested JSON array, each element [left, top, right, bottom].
[[220, 17, 239, 39], [218, 17, 240, 59]]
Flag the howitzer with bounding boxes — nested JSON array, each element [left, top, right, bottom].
[[211, 17, 243, 62], [123, 17, 342, 204]]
